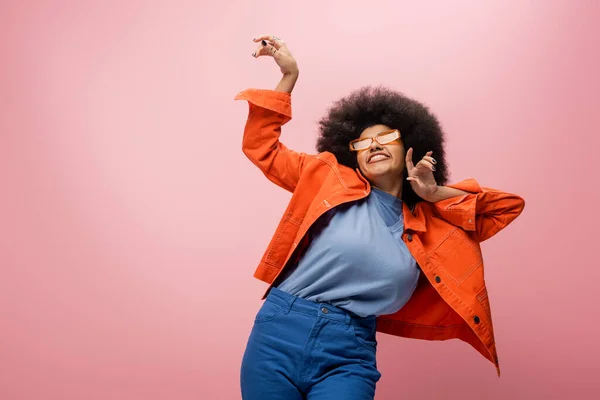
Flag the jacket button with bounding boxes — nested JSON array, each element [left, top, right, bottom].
[[435, 276, 441, 283], [474, 316, 481, 324], [407, 233, 413, 242]]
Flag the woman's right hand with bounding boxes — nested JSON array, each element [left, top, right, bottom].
[[252, 34, 299, 77]]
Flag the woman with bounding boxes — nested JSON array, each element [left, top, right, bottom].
[[235, 35, 524, 400]]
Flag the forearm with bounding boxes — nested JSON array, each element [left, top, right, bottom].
[[425, 185, 470, 202], [275, 72, 299, 93], [430, 179, 525, 241]]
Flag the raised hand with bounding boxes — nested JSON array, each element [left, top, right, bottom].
[[405, 148, 439, 201], [252, 34, 299, 76]]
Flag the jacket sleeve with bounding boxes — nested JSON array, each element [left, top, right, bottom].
[[235, 88, 315, 193], [432, 179, 525, 242]]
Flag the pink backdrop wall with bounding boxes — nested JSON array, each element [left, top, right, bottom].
[[2, 0, 599, 399]]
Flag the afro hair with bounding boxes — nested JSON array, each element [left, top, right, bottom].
[[316, 86, 449, 205]]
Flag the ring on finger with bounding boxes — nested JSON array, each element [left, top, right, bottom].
[[270, 46, 277, 55], [272, 35, 281, 41]]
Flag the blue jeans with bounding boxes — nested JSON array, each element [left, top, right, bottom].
[[240, 288, 381, 400]]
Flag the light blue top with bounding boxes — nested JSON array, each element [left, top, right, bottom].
[[276, 188, 420, 317]]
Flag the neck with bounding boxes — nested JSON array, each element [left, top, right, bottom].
[[371, 176, 404, 198]]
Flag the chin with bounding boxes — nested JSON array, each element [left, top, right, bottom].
[[366, 164, 392, 173], [364, 169, 390, 180]]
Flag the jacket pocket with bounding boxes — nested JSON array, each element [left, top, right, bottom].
[[430, 227, 483, 285]]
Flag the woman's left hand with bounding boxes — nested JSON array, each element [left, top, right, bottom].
[[405, 148, 439, 201]]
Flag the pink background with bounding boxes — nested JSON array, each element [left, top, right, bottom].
[[2, 0, 599, 399]]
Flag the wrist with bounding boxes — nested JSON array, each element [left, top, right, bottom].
[[424, 185, 471, 202], [283, 61, 299, 77], [423, 185, 442, 202]]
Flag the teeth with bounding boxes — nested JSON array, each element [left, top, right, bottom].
[[369, 155, 388, 162]]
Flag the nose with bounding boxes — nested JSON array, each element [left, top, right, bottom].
[[369, 139, 383, 151]]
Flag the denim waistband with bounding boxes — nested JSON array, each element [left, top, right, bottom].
[[266, 287, 377, 329]]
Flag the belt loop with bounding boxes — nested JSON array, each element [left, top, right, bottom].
[[345, 312, 352, 326]]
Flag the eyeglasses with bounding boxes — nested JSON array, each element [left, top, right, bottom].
[[348, 129, 401, 151]]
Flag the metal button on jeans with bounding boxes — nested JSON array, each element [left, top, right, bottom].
[[321, 307, 329, 314]]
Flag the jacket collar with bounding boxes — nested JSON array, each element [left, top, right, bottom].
[[403, 202, 427, 232]]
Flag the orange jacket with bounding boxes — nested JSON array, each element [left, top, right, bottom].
[[235, 88, 525, 376]]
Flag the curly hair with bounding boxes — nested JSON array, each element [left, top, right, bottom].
[[316, 86, 449, 205]]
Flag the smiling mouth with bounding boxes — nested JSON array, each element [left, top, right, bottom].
[[368, 154, 390, 163]]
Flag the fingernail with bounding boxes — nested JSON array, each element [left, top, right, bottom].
[[252, 52, 255, 57], [261, 40, 267, 46], [432, 166, 436, 171], [432, 158, 437, 164]]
